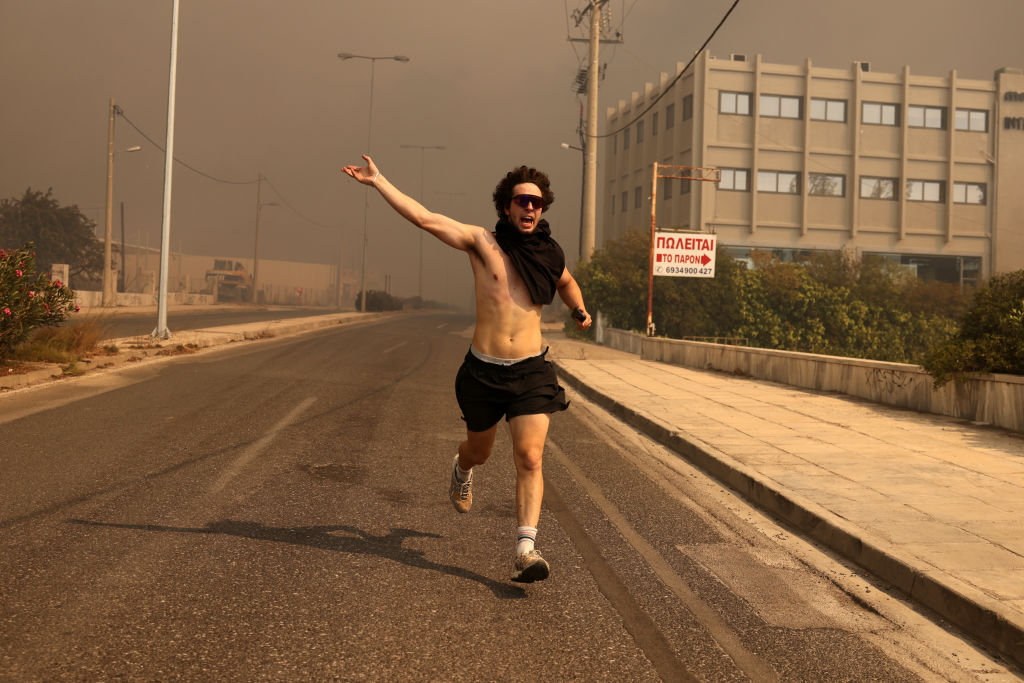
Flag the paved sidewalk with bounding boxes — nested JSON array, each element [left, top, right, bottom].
[[545, 333, 1024, 670]]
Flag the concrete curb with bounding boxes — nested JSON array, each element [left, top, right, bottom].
[[554, 360, 1024, 670]]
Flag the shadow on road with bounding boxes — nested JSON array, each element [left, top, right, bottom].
[[69, 518, 526, 599]]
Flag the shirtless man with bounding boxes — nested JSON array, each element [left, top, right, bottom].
[[341, 155, 591, 582]]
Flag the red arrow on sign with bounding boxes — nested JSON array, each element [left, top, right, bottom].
[[700, 254, 711, 266]]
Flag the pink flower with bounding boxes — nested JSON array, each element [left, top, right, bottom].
[[74, 305, 81, 312], [15, 269, 22, 278], [2, 308, 10, 316], [28, 291, 35, 298], [53, 279, 62, 287]]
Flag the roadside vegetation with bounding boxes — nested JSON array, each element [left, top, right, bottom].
[[1, 242, 81, 368], [571, 227, 1023, 385]]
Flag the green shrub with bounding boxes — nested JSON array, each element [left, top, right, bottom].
[[1, 243, 78, 361], [922, 270, 1024, 385]]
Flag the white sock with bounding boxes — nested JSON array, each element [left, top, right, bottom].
[[516, 526, 537, 556]]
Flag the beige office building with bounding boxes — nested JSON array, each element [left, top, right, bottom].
[[602, 52, 1024, 286]]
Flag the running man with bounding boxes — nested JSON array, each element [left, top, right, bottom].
[[341, 155, 591, 582]]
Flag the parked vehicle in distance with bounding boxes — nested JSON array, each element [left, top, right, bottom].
[[205, 259, 253, 302]]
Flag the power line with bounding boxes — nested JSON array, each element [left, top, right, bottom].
[[116, 108, 256, 185], [594, 0, 741, 140], [116, 107, 335, 230], [261, 175, 336, 230]]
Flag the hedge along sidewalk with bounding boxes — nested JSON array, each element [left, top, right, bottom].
[[0, 311, 393, 392]]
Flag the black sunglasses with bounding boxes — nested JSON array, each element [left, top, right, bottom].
[[511, 194, 546, 210]]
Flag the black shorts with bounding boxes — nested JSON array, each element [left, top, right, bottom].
[[455, 346, 569, 433]]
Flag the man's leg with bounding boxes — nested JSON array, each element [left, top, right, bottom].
[[508, 413, 551, 582], [449, 424, 497, 513], [459, 425, 497, 469], [508, 413, 549, 527]]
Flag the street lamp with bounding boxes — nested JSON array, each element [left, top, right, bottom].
[[400, 143, 445, 300], [338, 52, 410, 312]]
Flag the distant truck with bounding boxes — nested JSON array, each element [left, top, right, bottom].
[[205, 259, 253, 302]]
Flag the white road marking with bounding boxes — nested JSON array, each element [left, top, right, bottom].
[[210, 396, 316, 494], [382, 341, 408, 354]]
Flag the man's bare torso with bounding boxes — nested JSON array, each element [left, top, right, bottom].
[[467, 230, 545, 359]]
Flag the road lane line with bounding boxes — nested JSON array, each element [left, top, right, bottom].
[[210, 396, 316, 494], [382, 341, 408, 354], [547, 440, 780, 682]]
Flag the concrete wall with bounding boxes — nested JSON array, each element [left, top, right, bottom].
[[603, 328, 1024, 433], [75, 290, 217, 308]]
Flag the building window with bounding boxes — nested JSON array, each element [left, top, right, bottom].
[[636, 120, 644, 143], [908, 105, 946, 129], [621, 190, 628, 212], [862, 102, 899, 126], [760, 94, 802, 119], [955, 109, 988, 132], [611, 194, 616, 214], [953, 182, 986, 204], [662, 175, 672, 200], [612, 132, 617, 155], [720, 91, 751, 115], [680, 178, 691, 194], [718, 168, 749, 191], [683, 94, 694, 120], [652, 112, 659, 136], [665, 104, 675, 130], [906, 179, 944, 202], [757, 170, 800, 194], [623, 126, 630, 150], [634, 186, 643, 209], [860, 176, 897, 200], [810, 98, 847, 122], [809, 173, 845, 197]]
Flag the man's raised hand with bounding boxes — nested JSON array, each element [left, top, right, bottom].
[[341, 154, 379, 185]]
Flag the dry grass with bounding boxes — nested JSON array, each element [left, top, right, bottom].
[[12, 319, 111, 364]]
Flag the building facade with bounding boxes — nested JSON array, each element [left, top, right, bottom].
[[602, 52, 1024, 286]]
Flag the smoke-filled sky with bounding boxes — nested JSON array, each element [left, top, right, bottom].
[[2, 0, 1022, 303]]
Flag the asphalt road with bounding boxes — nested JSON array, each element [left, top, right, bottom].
[[0, 314, 1010, 680], [78, 306, 338, 340]]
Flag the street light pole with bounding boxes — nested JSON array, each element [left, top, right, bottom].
[[399, 143, 445, 300], [153, 0, 180, 339], [338, 52, 410, 312]]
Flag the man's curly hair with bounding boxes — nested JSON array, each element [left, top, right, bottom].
[[492, 166, 555, 218]]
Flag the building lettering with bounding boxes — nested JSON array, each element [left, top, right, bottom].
[[1005, 116, 1024, 130], [1003, 91, 1024, 102]]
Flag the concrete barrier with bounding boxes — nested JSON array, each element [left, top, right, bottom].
[[603, 328, 1024, 433], [75, 290, 217, 308]]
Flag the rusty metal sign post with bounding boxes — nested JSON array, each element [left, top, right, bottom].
[[646, 162, 721, 336]]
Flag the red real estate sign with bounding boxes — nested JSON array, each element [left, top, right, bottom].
[[653, 231, 716, 278]]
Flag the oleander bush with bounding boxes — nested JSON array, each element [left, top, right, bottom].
[[0, 243, 79, 362]]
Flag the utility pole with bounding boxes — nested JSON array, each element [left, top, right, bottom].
[[569, 0, 621, 261], [102, 97, 116, 306]]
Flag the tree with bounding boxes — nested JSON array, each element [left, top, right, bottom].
[[922, 270, 1024, 385], [0, 188, 103, 287]]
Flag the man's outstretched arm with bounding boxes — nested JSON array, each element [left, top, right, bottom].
[[341, 155, 480, 252], [555, 268, 592, 330]]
